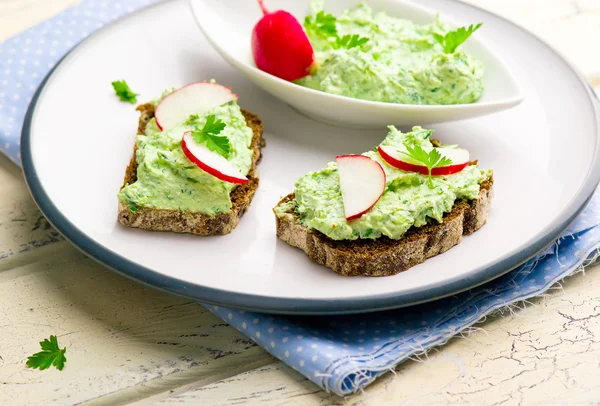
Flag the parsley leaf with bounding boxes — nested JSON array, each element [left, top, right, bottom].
[[304, 10, 338, 39], [334, 34, 369, 50], [26, 335, 67, 371], [401, 145, 453, 188], [433, 23, 482, 54], [111, 80, 139, 104], [190, 114, 230, 157]]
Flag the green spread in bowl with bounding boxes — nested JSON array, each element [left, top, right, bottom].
[[297, 1, 484, 105]]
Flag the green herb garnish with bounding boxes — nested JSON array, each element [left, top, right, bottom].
[[433, 23, 482, 54], [304, 10, 338, 38], [304, 11, 369, 52], [111, 80, 138, 104], [400, 145, 452, 188], [334, 34, 369, 50], [26, 335, 67, 371], [185, 114, 200, 125], [190, 114, 230, 157]]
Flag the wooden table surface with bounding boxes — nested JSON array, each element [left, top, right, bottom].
[[2, 1, 600, 405]]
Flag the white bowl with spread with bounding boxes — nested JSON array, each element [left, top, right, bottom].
[[189, 0, 524, 128]]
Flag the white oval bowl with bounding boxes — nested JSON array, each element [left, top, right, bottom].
[[189, 0, 524, 128]]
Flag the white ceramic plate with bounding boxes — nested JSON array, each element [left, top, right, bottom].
[[190, 0, 524, 128], [22, 0, 600, 314]]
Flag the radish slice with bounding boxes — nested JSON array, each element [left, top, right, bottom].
[[155, 82, 238, 132], [181, 131, 248, 185], [336, 155, 386, 221], [378, 145, 470, 176]]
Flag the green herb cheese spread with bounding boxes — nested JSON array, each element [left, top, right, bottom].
[[117, 98, 253, 215], [280, 126, 487, 241], [297, 1, 484, 105]]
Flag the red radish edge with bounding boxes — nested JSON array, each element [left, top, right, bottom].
[[181, 134, 248, 185], [155, 82, 238, 131], [377, 146, 470, 176], [336, 154, 386, 221]]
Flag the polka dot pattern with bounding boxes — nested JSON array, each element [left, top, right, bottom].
[[209, 193, 600, 396], [3, 0, 600, 399], [0, 0, 157, 166]]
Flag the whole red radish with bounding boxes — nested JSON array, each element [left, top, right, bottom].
[[251, 0, 316, 81]]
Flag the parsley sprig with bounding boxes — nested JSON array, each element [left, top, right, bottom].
[[304, 11, 369, 51], [401, 145, 452, 188], [111, 80, 138, 104], [334, 34, 369, 50], [304, 10, 338, 39], [189, 114, 230, 157], [26, 335, 67, 371], [433, 23, 482, 54]]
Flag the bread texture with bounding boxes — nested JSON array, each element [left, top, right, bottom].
[[274, 175, 493, 277], [118, 103, 264, 235]]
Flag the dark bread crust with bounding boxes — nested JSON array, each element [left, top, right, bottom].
[[274, 177, 493, 277], [118, 103, 264, 235]]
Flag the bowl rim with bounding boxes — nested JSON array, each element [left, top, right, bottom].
[[188, 0, 525, 111]]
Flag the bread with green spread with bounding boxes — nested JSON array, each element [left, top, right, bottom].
[[118, 102, 264, 235], [273, 126, 493, 276]]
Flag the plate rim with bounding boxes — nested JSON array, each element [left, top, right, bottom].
[[20, 0, 600, 315]]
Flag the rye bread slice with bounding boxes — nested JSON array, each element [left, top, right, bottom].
[[274, 175, 493, 277], [118, 103, 264, 235]]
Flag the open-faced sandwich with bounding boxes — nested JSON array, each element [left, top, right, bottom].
[[118, 82, 264, 235], [274, 126, 493, 276]]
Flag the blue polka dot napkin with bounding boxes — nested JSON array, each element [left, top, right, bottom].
[[208, 209, 600, 395], [2, 0, 600, 397], [0, 0, 157, 165]]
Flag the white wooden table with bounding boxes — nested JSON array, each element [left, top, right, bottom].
[[2, 1, 600, 404]]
